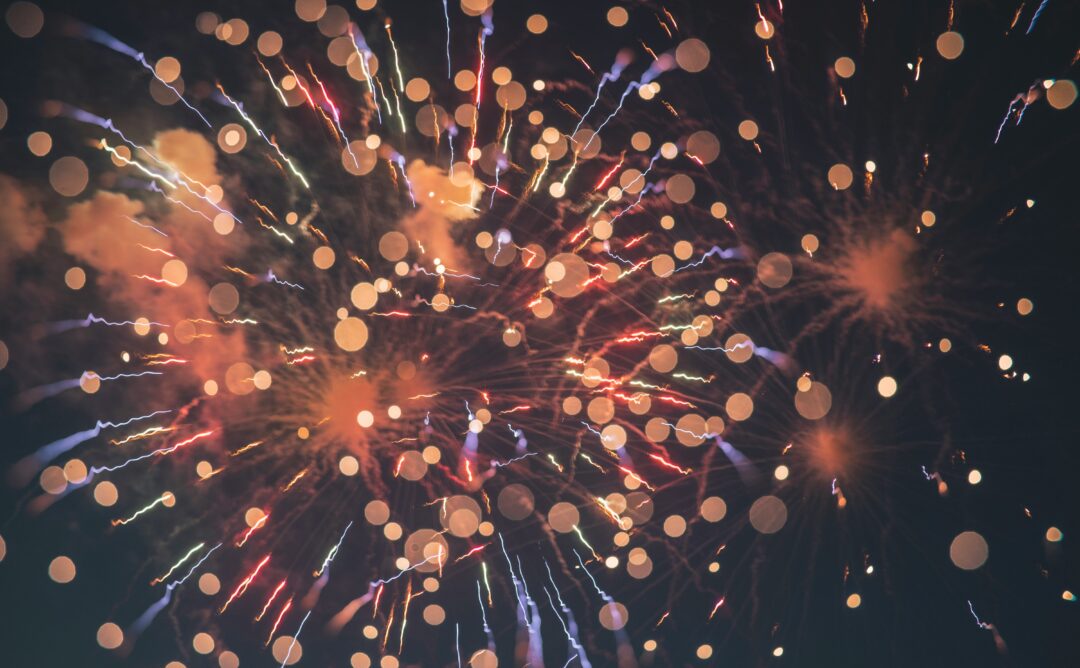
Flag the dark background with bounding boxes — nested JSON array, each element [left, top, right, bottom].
[[1, 0, 1079, 666]]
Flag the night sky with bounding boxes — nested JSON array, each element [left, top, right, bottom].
[[1, 1, 1079, 666]]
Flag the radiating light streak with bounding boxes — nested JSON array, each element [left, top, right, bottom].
[[215, 83, 311, 189], [112, 492, 173, 526], [314, 521, 353, 577], [673, 245, 743, 272], [230, 440, 263, 457], [1027, 0, 1051, 33], [64, 20, 211, 126], [151, 542, 205, 585], [648, 453, 691, 475], [573, 54, 630, 138], [93, 430, 214, 474], [266, 597, 293, 646], [220, 554, 271, 613], [237, 514, 270, 547], [110, 425, 174, 445], [468, 11, 495, 162], [571, 524, 600, 560], [442, 0, 451, 77], [278, 609, 312, 667], [256, 579, 288, 622]]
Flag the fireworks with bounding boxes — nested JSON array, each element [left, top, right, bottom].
[[0, 0, 1077, 666]]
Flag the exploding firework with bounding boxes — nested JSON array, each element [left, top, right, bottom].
[[0, 0, 1078, 666]]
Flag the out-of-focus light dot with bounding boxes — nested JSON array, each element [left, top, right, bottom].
[[663, 515, 687, 537], [394, 556, 410, 570], [97, 622, 124, 650], [1046, 527, 1063, 543], [381, 657, 399, 668], [257, 30, 283, 56], [749, 495, 788, 533], [334, 317, 369, 351], [362, 625, 378, 640], [357, 410, 374, 428], [949, 530, 989, 570], [80, 371, 101, 394], [40, 465, 67, 494], [643, 639, 657, 652], [94, 481, 118, 506], [607, 6, 629, 27], [212, 212, 235, 235], [384, 522, 403, 540], [696, 644, 714, 659], [998, 354, 1013, 371], [827, 163, 854, 190], [208, 282, 239, 315], [252, 369, 272, 390], [738, 119, 759, 140], [356, 0, 377, 9], [339, 455, 359, 476], [64, 459, 87, 484], [155, 56, 181, 83], [936, 31, 964, 60], [801, 234, 820, 253], [491, 66, 512, 86], [161, 491, 176, 508], [865, 160, 876, 173], [708, 561, 720, 573], [531, 79, 545, 92], [421, 445, 441, 465], [773, 646, 784, 657], [193, 632, 214, 654], [313, 245, 336, 269], [877, 376, 898, 397], [204, 379, 219, 396], [526, 13, 547, 34], [660, 214, 675, 229], [218, 650, 239, 668], [244, 507, 266, 527], [660, 141, 678, 159], [968, 469, 982, 485], [1047, 79, 1077, 110], [196, 461, 214, 479], [1017, 298, 1033, 315], [161, 259, 188, 287], [50, 156, 89, 197], [835, 56, 856, 78], [64, 266, 86, 290], [605, 555, 619, 569], [271, 635, 302, 665], [921, 210, 937, 227], [1064, 590, 1077, 602], [5, 2, 44, 38], [27, 130, 52, 156], [387, 404, 402, 420], [296, 0, 327, 22], [846, 593, 862, 608], [548, 182, 565, 198], [939, 338, 952, 353], [774, 465, 790, 481], [49, 555, 76, 583]]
